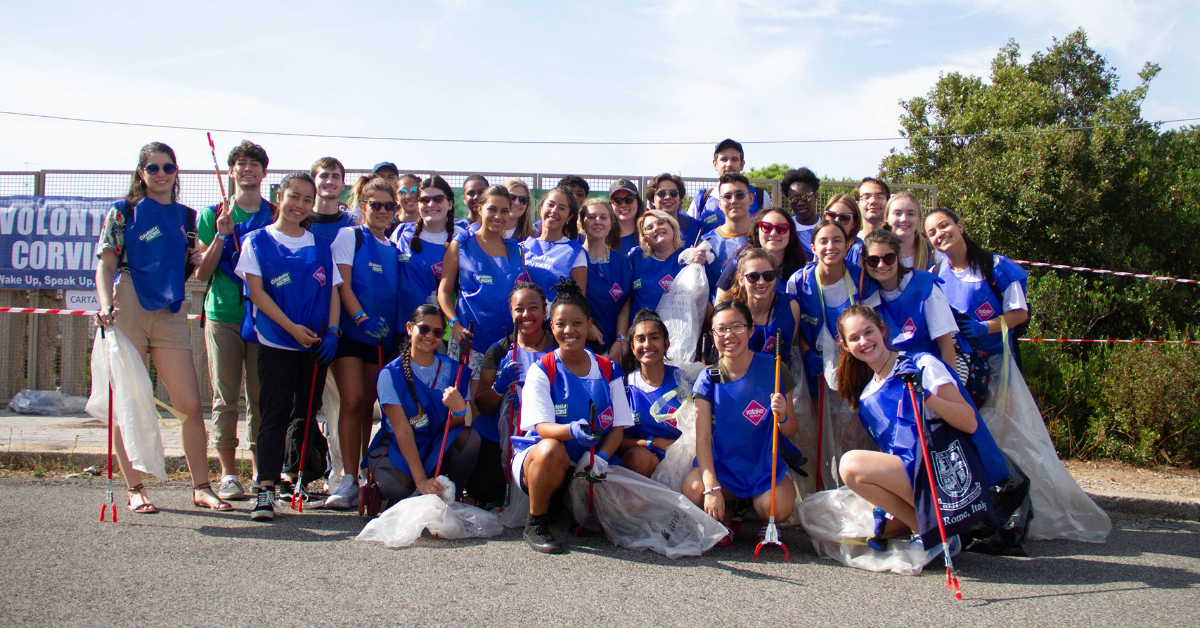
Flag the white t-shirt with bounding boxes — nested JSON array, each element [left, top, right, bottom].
[[331, 226, 390, 267], [879, 272, 959, 340], [948, 254, 1027, 313], [861, 353, 957, 420], [520, 352, 634, 432], [814, 271, 880, 387]]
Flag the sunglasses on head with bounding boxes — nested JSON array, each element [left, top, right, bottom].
[[419, 194, 447, 205], [824, 211, 854, 225], [367, 201, 396, 212], [143, 163, 178, 175], [509, 194, 529, 204], [413, 323, 444, 337], [865, 252, 898, 267], [655, 189, 680, 199], [758, 222, 791, 236], [743, 270, 778, 284]]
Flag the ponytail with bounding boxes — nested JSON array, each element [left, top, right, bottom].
[[549, 278, 590, 320]]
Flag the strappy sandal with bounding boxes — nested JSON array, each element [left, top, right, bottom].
[[127, 484, 159, 514], [192, 483, 234, 512]]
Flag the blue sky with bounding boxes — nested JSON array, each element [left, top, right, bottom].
[[1, 0, 1194, 180]]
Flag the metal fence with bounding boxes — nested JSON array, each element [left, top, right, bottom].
[[0, 169, 936, 405]]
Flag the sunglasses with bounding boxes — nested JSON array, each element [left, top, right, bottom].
[[758, 222, 791, 236], [721, 191, 748, 202], [824, 211, 855, 225], [367, 201, 397, 212], [413, 324, 444, 337], [143, 163, 178, 175], [655, 189, 680, 199], [788, 192, 816, 204], [743, 270, 778, 284], [611, 195, 637, 205], [865, 252, 898, 267], [509, 194, 530, 204], [400, 187, 419, 196], [419, 194, 447, 205]]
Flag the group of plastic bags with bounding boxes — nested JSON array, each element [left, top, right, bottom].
[[86, 326, 170, 480], [357, 476, 504, 547]]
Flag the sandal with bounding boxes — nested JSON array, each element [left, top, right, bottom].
[[193, 483, 234, 512], [127, 484, 159, 514]]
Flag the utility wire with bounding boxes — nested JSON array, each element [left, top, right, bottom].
[[0, 109, 1196, 146]]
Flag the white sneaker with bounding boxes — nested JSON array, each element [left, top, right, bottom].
[[324, 475, 359, 510]]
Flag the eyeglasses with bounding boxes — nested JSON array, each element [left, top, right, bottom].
[[758, 222, 791, 236], [419, 194, 447, 205], [865, 252, 898, 268], [509, 194, 529, 204], [824, 211, 855, 225], [655, 189, 680, 199], [143, 163, 178, 175], [743, 270, 778, 284], [720, 191, 748, 202], [400, 187, 419, 197], [414, 324, 444, 337], [712, 323, 750, 336], [788, 192, 816, 204], [366, 201, 397, 212], [859, 193, 887, 202], [611, 195, 637, 205]]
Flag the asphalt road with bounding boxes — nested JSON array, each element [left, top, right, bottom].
[[1, 478, 1198, 627]]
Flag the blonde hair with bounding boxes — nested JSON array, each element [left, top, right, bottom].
[[503, 178, 534, 239], [580, 198, 621, 251], [885, 192, 933, 270], [350, 174, 397, 211], [637, 209, 683, 257]]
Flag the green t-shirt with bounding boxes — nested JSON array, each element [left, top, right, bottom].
[[197, 200, 269, 322]]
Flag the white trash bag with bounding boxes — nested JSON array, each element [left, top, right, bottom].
[[493, 391, 532, 529], [658, 243, 711, 367], [650, 399, 697, 492], [569, 466, 726, 558], [86, 326, 167, 480], [357, 476, 503, 547], [798, 487, 940, 576]]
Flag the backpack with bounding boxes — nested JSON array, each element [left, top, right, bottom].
[[695, 185, 765, 221], [540, 352, 614, 385]]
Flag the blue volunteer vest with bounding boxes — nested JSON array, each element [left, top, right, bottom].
[[935, 255, 1028, 355], [521, 237, 582, 302], [342, 226, 401, 348], [617, 232, 640, 257], [696, 353, 788, 498], [306, 210, 354, 241], [456, 233, 526, 355], [695, 185, 765, 235], [214, 200, 273, 287], [369, 354, 471, 478], [876, 270, 943, 356], [513, 349, 622, 465], [475, 336, 557, 443], [245, 229, 335, 350], [118, 198, 190, 313], [789, 261, 876, 353], [396, 229, 448, 326], [702, 229, 749, 298], [747, 292, 799, 363], [625, 365, 686, 443], [627, 247, 686, 315], [584, 250, 633, 353]]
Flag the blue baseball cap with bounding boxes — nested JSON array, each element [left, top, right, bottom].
[[372, 161, 399, 174]]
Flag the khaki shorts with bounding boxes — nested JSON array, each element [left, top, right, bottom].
[[114, 272, 192, 351]]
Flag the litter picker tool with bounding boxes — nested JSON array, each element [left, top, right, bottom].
[[500, 334, 519, 514], [206, 132, 238, 251], [574, 401, 605, 536], [359, 345, 386, 517], [903, 372, 962, 600], [755, 331, 789, 562], [291, 361, 321, 512], [98, 325, 116, 523], [433, 322, 473, 480], [816, 374, 825, 492]]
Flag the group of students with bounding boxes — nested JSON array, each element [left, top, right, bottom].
[[93, 137, 1111, 558]]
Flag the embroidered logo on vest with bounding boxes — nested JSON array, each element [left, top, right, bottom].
[[432, 261, 444, 280], [659, 274, 674, 292], [763, 335, 776, 354], [742, 400, 768, 425], [554, 402, 568, 417], [597, 407, 614, 430], [313, 266, 327, 286], [478, 274, 494, 285], [609, 283, 624, 301], [270, 273, 292, 288], [138, 226, 163, 242], [633, 278, 642, 289], [902, 317, 917, 337], [369, 262, 383, 274]]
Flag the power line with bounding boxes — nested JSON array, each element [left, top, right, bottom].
[[0, 109, 1196, 146]]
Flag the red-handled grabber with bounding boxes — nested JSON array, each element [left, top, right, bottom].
[[99, 325, 116, 523]]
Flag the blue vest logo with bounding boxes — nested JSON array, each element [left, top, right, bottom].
[[598, 407, 614, 430], [409, 412, 429, 429], [658, 274, 675, 292], [479, 274, 494, 285], [742, 399, 768, 425], [901, 317, 917, 339], [313, 266, 327, 286], [975, 301, 995, 321], [633, 278, 642, 289], [398, 253, 411, 262], [369, 261, 383, 274], [139, 225, 163, 243], [270, 272, 292, 288], [608, 282, 624, 301], [554, 402, 568, 417], [631, 411, 641, 425]]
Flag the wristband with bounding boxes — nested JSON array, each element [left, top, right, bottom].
[[328, 326, 342, 337], [214, 233, 225, 241], [596, 451, 609, 462], [449, 317, 460, 326], [702, 485, 722, 496], [352, 310, 366, 323], [645, 438, 653, 450], [615, 335, 626, 342], [451, 407, 467, 417], [777, 414, 788, 425]]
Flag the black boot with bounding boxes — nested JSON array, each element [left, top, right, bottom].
[[523, 513, 565, 554]]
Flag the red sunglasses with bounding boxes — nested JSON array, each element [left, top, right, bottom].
[[758, 221, 791, 236]]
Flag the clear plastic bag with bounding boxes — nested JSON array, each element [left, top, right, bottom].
[[86, 327, 167, 479], [649, 398, 696, 491], [8, 389, 89, 415], [495, 486, 530, 529], [798, 487, 939, 575], [657, 249, 710, 367], [356, 476, 503, 547], [570, 466, 727, 558], [319, 370, 345, 490], [982, 354, 1110, 543]]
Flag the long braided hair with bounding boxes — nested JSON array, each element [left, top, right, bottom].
[[400, 304, 444, 419]]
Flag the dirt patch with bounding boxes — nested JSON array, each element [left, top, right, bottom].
[[1063, 459, 1200, 499]]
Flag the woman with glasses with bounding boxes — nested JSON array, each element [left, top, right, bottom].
[[503, 178, 535, 240], [924, 208, 1111, 542], [884, 193, 934, 270], [324, 174, 402, 509], [781, 168, 821, 262], [397, 175, 459, 338], [722, 248, 800, 363], [861, 230, 958, 369], [822, 194, 864, 266], [95, 141, 228, 514], [645, 173, 701, 249], [363, 305, 478, 504], [580, 198, 632, 355], [714, 209, 807, 302], [682, 300, 799, 546], [607, 179, 645, 255], [522, 185, 587, 303]]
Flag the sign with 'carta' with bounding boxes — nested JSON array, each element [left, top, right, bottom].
[[0, 196, 115, 290]]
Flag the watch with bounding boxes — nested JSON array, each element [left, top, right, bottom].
[[329, 326, 343, 338]]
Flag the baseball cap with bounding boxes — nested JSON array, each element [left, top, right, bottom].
[[609, 178, 638, 197], [372, 161, 399, 175]]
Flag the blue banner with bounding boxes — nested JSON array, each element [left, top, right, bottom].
[[0, 196, 116, 290]]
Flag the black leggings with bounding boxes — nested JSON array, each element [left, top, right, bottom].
[[255, 345, 328, 484]]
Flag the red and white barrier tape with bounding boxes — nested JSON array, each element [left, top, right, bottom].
[[0, 307, 202, 321], [1012, 259, 1200, 286], [1019, 337, 1200, 345]]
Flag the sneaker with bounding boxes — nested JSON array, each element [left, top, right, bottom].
[[324, 475, 359, 510], [216, 475, 245, 501], [523, 516, 565, 554], [250, 488, 276, 521]]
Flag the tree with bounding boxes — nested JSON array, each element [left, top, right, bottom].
[[745, 163, 791, 180]]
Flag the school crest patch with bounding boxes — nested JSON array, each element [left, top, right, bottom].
[[933, 440, 982, 510]]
